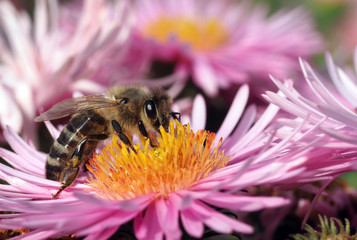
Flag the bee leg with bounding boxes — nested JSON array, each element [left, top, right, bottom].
[[52, 138, 87, 199], [111, 120, 136, 153], [80, 134, 108, 172], [138, 120, 158, 148], [170, 112, 181, 122], [88, 134, 109, 140]]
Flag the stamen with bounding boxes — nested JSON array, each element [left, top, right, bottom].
[[86, 121, 230, 200], [143, 16, 229, 51]]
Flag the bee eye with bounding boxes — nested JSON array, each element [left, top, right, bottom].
[[144, 100, 157, 119]]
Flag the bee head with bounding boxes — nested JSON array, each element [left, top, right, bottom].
[[144, 88, 173, 132]]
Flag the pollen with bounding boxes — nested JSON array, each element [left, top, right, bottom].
[[86, 121, 230, 200], [143, 16, 229, 51]]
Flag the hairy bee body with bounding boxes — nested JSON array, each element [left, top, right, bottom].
[[36, 86, 179, 198]]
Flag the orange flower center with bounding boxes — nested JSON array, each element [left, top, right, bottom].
[[86, 121, 229, 200], [143, 16, 229, 51]]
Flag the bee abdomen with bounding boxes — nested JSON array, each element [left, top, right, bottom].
[[45, 112, 107, 181], [45, 155, 63, 180], [71, 111, 107, 136], [45, 122, 83, 180]]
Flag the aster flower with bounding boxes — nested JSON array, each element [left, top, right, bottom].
[[133, 0, 323, 96], [258, 49, 357, 193], [246, 50, 357, 238], [0, 0, 134, 140], [263, 48, 357, 146], [0, 85, 300, 239]]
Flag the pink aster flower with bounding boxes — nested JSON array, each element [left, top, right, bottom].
[[133, 0, 323, 96], [263, 48, 357, 147], [0, 0, 134, 140], [254, 49, 357, 238], [261, 49, 357, 220], [0, 85, 302, 240]]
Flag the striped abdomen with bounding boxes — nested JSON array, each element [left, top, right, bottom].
[[45, 111, 108, 181]]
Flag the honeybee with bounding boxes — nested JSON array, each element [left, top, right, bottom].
[[35, 86, 181, 198]]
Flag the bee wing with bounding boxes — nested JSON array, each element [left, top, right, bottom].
[[34, 94, 119, 122]]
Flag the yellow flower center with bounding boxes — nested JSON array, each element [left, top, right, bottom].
[[143, 16, 229, 51], [86, 121, 229, 200]]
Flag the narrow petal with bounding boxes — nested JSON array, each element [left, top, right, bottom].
[[192, 57, 219, 96], [215, 84, 249, 145], [73, 192, 154, 211], [223, 104, 256, 150], [191, 94, 206, 131], [77, 211, 138, 236], [155, 198, 181, 239], [3, 126, 46, 165], [134, 203, 163, 240], [180, 209, 205, 238], [0, 87, 23, 133], [202, 193, 290, 211], [0, 148, 42, 174], [228, 102, 279, 154], [83, 227, 119, 240], [191, 200, 254, 234], [133, 212, 146, 239]]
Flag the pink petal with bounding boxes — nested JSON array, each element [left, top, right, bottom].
[[191, 200, 254, 234], [73, 192, 154, 211], [83, 227, 119, 240], [69, 79, 106, 94], [317, 104, 357, 127], [324, 52, 357, 105], [355, 47, 357, 73], [134, 203, 163, 240], [0, 87, 23, 133], [44, 121, 61, 140], [34, 0, 48, 46], [229, 102, 279, 156], [191, 94, 206, 131], [3, 126, 46, 166], [320, 127, 357, 144], [0, 1, 39, 85], [155, 197, 181, 239], [215, 84, 249, 145], [23, 211, 112, 234], [77, 211, 138, 236], [202, 193, 290, 211], [0, 170, 50, 195], [180, 209, 204, 238], [0, 148, 42, 174], [133, 211, 146, 238], [192, 57, 219, 96], [222, 104, 256, 150]]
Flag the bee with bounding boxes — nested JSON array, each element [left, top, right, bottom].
[[35, 86, 181, 198]]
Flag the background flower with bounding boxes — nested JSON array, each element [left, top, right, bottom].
[[0, 0, 135, 141], [260, 49, 357, 238], [264, 49, 357, 145], [132, 0, 323, 97]]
